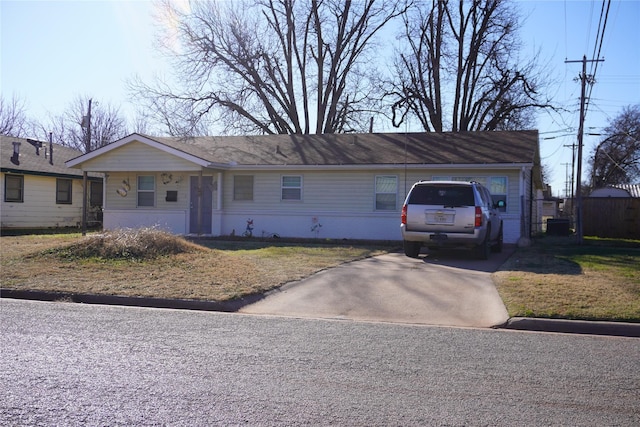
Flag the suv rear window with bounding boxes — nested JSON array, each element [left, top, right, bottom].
[[408, 184, 474, 207]]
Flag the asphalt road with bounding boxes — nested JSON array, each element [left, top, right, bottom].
[[2, 299, 639, 426]]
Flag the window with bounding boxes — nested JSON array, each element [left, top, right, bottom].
[[408, 183, 474, 206], [137, 175, 155, 207], [4, 175, 23, 202], [375, 175, 398, 210], [233, 175, 254, 201], [90, 181, 103, 207], [56, 178, 72, 204], [281, 176, 302, 201], [488, 177, 507, 212]]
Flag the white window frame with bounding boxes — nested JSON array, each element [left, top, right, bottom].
[[281, 175, 302, 201], [375, 175, 398, 211], [137, 175, 156, 207]]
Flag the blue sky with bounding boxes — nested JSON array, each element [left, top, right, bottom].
[[1, 0, 639, 196]]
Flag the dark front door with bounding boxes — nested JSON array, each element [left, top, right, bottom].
[[190, 176, 213, 234]]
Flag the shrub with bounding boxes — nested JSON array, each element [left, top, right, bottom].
[[57, 228, 202, 260]]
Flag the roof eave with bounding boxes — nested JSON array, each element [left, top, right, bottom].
[[222, 162, 534, 171]]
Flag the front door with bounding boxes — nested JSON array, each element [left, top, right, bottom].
[[190, 176, 213, 234]]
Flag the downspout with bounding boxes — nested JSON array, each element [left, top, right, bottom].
[[82, 171, 88, 236], [217, 172, 223, 235], [198, 169, 203, 235], [528, 168, 533, 238], [520, 167, 526, 240]]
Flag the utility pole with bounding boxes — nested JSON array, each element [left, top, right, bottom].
[[565, 56, 603, 244], [563, 142, 576, 201], [561, 162, 571, 199]]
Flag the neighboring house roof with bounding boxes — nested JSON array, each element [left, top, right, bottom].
[[68, 130, 540, 170], [590, 184, 640, 198], [1, 135, 94, 178]]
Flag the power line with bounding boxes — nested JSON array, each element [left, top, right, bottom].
[[585, 0, 611, 120]]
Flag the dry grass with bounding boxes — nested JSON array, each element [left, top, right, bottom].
[[0, 230, 389, 301], [492, 236, 640, 322], [52, 227, 204, 260], [3, 231, 639, 322]]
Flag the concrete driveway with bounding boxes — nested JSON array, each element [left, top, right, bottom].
[[240, 247, 514, 328]]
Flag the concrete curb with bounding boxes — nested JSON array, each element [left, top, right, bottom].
[[2, 290, 639, 338], [0, 289, 262, 313], [501, 317, 640, 338]]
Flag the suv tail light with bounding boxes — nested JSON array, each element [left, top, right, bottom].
[[401, 204, 408, 225], [475, 206, 483, 227]]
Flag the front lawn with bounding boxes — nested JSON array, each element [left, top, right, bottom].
[[0, 230, 390, 301], [492, 236, 640, 322]]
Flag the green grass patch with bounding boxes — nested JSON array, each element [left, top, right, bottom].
[[493, 236, 640, 322]]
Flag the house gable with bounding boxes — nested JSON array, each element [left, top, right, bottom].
[[66, 134, 211, 170], [78, 141, 204, 172]]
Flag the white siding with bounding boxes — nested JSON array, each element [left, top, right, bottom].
[[105, 210, 188, 234], [223, 170, 381, 212], [82, 141, 202, 172], [221, 210, 401, 240], [105, 171, 191, 211], [1, 173, 87, 229], [218, 168, 526, 243]]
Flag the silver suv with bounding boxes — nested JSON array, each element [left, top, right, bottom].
[[401, 181, 504, 259]]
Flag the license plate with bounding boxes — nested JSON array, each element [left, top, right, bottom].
[[426, 210, 454, 225], [434, 214, 448, 223]]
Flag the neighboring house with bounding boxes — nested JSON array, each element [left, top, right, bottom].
[[1, 135, 103, 230], [536, 183, 565, 233], [66, 131, 542, 244]]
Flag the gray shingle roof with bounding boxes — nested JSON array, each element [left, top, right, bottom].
[[1, 135, 87, 177], [146, 131, 539, 167]]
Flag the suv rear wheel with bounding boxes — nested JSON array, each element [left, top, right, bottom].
[[403, 240, 421, 258]]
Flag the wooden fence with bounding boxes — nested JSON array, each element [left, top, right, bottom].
[[582, 197, 640, 239]]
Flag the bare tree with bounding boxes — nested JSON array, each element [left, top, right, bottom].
[[38, 95, 129, 153], [131, 0, 407, 136], [589, 105, 640, 188], [0, 94, 31, 137], [388, 0, 551, 132]]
